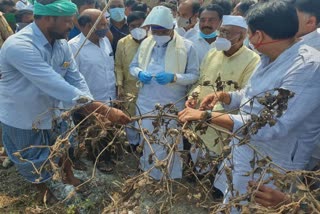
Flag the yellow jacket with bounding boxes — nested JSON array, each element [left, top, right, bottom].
[[115, 35, 140, 115], [192, 46, 260, 153]]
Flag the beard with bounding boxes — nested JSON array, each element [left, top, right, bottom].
[[48, 30, 69, 40]]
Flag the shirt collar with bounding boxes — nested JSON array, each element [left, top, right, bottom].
[[301, 29, 319, 42], [31, 22, 50, 47], [79, 32, 92, 46]]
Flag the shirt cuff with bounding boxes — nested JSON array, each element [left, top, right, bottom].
[[229, 114, 251, 134], [222, 92, 240, 111], [131, 67, 143, 78]]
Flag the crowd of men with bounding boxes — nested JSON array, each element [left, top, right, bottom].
[[0, 0, 319, 210]]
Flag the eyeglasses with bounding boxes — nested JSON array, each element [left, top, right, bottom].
[[219, 30, 242, 38]]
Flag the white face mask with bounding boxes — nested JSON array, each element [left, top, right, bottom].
[[152, 35, 171, 46], [131, 28, 147, 41], [215, 37, 232, 51]]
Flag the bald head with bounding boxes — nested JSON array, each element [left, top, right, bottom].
[[178, 0, 200, 22], [77, 8, 109, 40], [78, 8, 103, 25]]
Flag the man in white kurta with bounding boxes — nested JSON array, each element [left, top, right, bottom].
[[130, 6, 199, 180], [69, 9, 116, 102], [188, 4, 223, 64]]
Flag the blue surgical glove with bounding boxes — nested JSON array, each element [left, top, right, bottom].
[[138, 71, 152, 84], [155, 72, 175, 85]]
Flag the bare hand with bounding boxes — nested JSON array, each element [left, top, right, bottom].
[[249, 181, 290, 208], [80, 102, 131, 125], [107, 107, 131, 125], [178, 107, 204, 123], [199, 92, 222, 110], [185, 98, 197, 109]]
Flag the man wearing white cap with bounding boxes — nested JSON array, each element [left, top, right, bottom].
[[130, 6, 199, 180], [186, 15, 259, 161]]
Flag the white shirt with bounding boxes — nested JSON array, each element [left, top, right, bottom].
[[69, 33, 116, 102], [188, 33, 216, 65], [175, 22, 200, 39]]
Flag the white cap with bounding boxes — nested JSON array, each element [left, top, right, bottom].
[[142, 6, 174, 29], [221, 15, 248, 30]]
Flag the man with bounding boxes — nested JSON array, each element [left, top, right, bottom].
[[116, 11, 147, 113], [187, 15, 259, 168], [124, 0, 136, 16], [109, 0, 129, 53], [130, 6, 199, 179], [15, 9, 33, 32], [188, 4, 223, 64], [0, 0, 16, 13], [232, 0, 256, 17], [69, 9, 116, 102], [0, 0, 129, 202], [179, 1, 320, 208], [69, 0, 96, 40], [116, 11, 147, 148], [176, 0, 200, 39]]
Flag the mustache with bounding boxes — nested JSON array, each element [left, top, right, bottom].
[[201, 26, 213, 31]]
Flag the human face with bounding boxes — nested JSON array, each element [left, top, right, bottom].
[[48, 16, 74, 40], [199, 10, 221, 35], [151, 27, 173, 37], [109, 0, 125, 9], [21, 13, 34, 24], [218, 25, 242, 44], [177, 3, 193, 19]]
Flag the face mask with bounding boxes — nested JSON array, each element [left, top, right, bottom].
[[215, 37, 232, 51], [131, 27, 147, 41], [153, 35, 171, 46], [109, 8, 125, 22], [199, 31, 217, 39], [95, 28, 109, 38], [176, 16, 191, 28]]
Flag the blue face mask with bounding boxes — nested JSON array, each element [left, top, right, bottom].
[[199, 31, 217, 39], [109, 8, 125, 22], [95, 28, 109, 38]]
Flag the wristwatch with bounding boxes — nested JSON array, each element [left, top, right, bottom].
[[202, 110, 212, 121]]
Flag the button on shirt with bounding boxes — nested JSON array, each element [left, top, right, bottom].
[[69, 33, 116, 102], [188, 33, 216, 65], [0, 23, 91, 129]]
